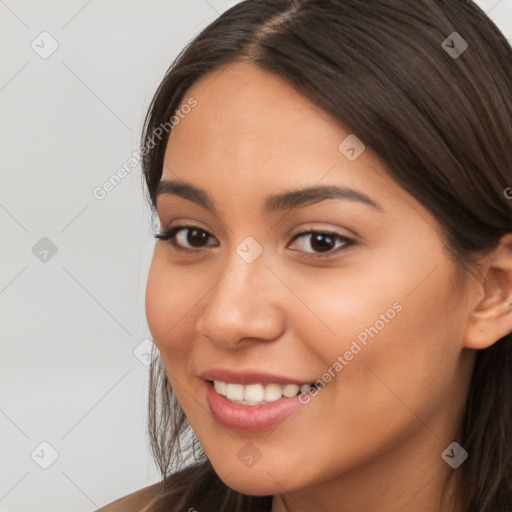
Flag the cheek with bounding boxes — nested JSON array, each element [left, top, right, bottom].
[[336, 264, 465, 446], [274, 257, 408, 364], [282, 245, 465, 437], [361, 266, 465, 402], [145, 255, 206, 410], [145, 250, 203, 358]]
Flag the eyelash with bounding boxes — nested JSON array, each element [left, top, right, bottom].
[[154, 225, 355, 258]]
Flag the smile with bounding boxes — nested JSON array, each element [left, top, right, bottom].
[[203, 379, 318, 432], [212, 379, 315, 405]]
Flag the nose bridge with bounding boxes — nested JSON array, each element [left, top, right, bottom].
[[197, 239, 285, 346], [214, 234, 271, 303]]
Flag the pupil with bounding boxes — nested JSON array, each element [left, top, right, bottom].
[[188, 229, 208, 247], [311, 233, 334, 252]]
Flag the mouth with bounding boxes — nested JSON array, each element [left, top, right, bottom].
[[207, 379, 318, 406], [203, 379, 318, 432]]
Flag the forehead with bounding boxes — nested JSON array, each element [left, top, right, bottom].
[[165, 64, 367, 176], [169, 62, 345, 147], [160, 62, 424, 223]]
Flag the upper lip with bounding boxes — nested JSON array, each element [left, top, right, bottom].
[[201, 368, 314, 386]]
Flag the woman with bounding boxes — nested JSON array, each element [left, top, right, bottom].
[[98, 0, 512, 511]]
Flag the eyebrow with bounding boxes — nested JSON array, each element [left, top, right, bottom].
[[155, 179, 382, 213]]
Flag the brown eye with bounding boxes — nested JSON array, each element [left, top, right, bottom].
[[154, 225, 218, 250], [288, 231, 354, 256], [309, 233, 336, 252], [184, 228, 210, 247]]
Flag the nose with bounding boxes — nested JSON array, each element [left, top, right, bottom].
[[196, 251, 286, 349]]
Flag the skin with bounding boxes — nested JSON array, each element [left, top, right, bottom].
[[145, 62, 512, 512]]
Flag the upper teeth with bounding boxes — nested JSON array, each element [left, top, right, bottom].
[[213, 380, 312, 405]]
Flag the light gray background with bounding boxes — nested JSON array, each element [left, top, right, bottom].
[[1, 1, 510, 511]]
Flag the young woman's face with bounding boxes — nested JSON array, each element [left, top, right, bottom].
[[145, 62, 476, 505]]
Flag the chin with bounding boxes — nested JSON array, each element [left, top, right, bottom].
[[218, 465, 304, 496], [223, 478, 281, 496]]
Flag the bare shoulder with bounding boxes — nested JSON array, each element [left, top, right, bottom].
[[95, 481, 164, 512]]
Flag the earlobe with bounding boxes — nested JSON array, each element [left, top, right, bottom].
[[464, 233, 512, 350]]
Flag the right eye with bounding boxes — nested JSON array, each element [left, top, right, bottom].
[[154, 225, 219, 251]]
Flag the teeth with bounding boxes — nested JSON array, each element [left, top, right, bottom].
[[282, 384, 300, 397], [244, 384, 265, 402], [225, 383, 244, 401], [212, 380, 313, 405], [264, 383, 283, 402], [213, 380, 227, 395]]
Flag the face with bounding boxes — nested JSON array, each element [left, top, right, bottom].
[[145, 62, 476, 502]]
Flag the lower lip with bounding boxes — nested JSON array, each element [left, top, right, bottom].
[[204, 380, 306, 432]]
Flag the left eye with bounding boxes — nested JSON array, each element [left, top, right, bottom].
[[288, 231, 354, 255], [154, 226, 218, 250]]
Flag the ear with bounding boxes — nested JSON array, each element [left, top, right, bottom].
[[464, 233, 512, 349]]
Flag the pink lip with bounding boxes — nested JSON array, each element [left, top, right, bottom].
[[200, 368, 314, 386], [203, 380, 306, 432]]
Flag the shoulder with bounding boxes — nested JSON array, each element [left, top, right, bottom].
[[95, 481, 164, 512], [94, 463, 212, 512]]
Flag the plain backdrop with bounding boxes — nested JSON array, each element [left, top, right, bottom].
[[1, 1, 511, 511]]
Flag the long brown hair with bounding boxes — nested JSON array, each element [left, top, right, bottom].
[[139, 1, 512, 510]]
